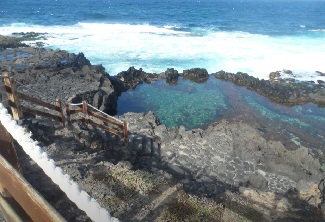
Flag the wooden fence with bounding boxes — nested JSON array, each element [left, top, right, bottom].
[[66, 101, 128, 144], [1, 72, 65, 126], [1, 72, 128, 144]]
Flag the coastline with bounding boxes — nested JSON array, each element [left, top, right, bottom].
[[0, 34, 324, 221]]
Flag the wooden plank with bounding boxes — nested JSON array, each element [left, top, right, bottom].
[[0, 154, 67, 222], [17, 92, 57, 111], [89, 119, 123, 136], [70, 118, 86, 124], [69, 109, 83, 115], [88, 110, 123, 128], [21, 106, 59, 120]]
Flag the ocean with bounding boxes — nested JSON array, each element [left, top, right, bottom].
[[1, 0, 325, 81]]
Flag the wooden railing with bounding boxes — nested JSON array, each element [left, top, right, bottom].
[[1, 72, 128, 145], [0, 154, 66, 222], [66, 101, 128, 144], [1, 72, 64, 126]]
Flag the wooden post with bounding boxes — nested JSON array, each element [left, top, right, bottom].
[[123, 121, 128, 145], [3, 72, 23, 120], [65, 104, 71, 124], [56, 99, 65, 127], [82, 101, 89, 125]]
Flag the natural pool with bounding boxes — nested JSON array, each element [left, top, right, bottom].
[[117, 77, 325, 158]]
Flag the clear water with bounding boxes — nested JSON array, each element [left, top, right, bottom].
[[117, 77, 325, 154], [0, 0, 325, 82]]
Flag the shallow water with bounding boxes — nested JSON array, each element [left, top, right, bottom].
[[117, 77, 325, 158]]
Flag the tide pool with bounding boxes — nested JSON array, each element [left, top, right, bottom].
[[117, 77, 325, 155]]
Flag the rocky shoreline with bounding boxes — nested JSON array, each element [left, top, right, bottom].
[[1, 35, 324, 221]]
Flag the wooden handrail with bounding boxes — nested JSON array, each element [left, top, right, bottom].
[[88, 110, 123, 128], [66, 102, 128, 144], [21, 106, 59, 120], [89, 119, 124, 136], [17, 92, 57, 111], [0, 154, 66, 222], [69, 109, 83, 115]]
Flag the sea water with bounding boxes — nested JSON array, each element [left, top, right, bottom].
[[0, 0, 325, 82], [117, 77, 325, 157]]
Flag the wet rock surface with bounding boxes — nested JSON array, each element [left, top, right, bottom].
[[160, 68, 179, 84], [182, 68, 209, 83], [115, 66, 158, 93], [213, 70, 325, 106]]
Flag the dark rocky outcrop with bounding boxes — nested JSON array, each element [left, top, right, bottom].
[[0, 34, 28, 49], [0, 47, 118, 114], [316, 71, 325, 76], [213, 70, 325, 106], [160, 68, 179, 84], [182, 68, 209, 83], [115, 66, 158, 93], [269, 71, 281, 83]]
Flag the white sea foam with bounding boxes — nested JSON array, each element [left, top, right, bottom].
[[1, 22, 325, 82]]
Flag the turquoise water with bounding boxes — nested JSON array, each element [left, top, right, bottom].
[[118, 77, 227, 129], [117, 77, 325, 152]]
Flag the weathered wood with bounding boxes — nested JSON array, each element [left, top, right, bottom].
[[3, 73, 23, 120], [17, 92, 57, 111], [65, 104, 71, 123], [82, 101, 89, 125], [21, 106, 59, 120], [123, 121, 128, 145], [56, 99, 65, 127], [89, 119, 123, 136], [87, 110, 123, 128], [69, 109, 83, 115], [0, 154, 67, 222]]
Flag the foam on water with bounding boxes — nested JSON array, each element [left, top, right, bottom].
[[1, 22, 325, 82]]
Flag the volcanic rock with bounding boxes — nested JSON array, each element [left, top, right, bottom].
[[182, 68, 209, 83], [213, 70, 325, 106], [160, 68, 179, 84]]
